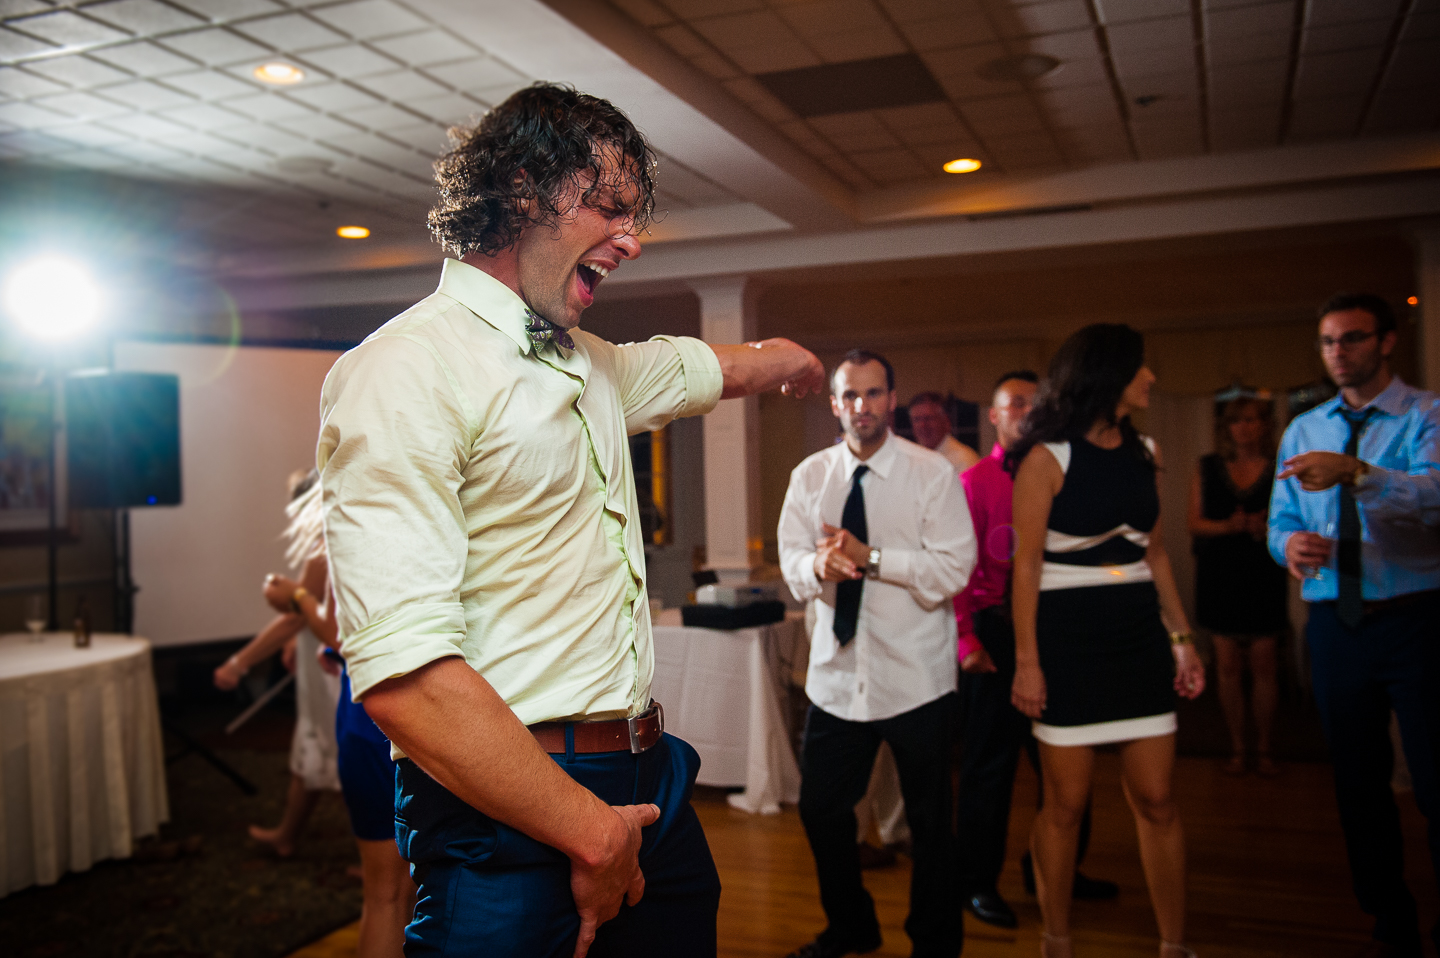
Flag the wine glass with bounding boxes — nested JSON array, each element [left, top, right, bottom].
[[25, 594, 46, 642], [1302, 520, 1338, 579]]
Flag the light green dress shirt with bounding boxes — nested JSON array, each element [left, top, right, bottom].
[[317, 258, 722, 743]]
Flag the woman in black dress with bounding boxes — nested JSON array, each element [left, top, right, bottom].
[[1009, 324, 1206, 958], [1188, 397, 1287, 776]]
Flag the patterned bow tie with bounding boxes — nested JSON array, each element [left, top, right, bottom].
[[525, 310, 573, 351]]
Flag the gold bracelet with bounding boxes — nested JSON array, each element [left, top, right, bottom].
[[1169, 631, 1193, 646], [290, 586, 310, 613]]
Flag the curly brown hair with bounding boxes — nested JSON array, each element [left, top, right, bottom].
[[427, 83, 657, 258]]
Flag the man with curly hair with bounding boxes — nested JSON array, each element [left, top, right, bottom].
[[316, 83, 825, 958]]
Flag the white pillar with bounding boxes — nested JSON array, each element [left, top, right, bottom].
[[693, 277, 763, 580], [1416, 225, 1440, 391]]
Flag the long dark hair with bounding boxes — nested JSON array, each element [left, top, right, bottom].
[[1005, 323, 1153, 474], [428, 83, 657, 258]]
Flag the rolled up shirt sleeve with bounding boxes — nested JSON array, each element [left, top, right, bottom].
[[318, 334, 474, 699], [610, 334, 723, 435], [876, 467, 976, 611], [1354, 403, 1440, 527]]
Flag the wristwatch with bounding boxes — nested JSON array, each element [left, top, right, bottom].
[[1347, 458, 1370, 487], [866, 548, 882, 580]]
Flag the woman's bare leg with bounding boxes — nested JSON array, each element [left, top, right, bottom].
[[1119, 734, 1186, 947], [355, 837, 416, 958], [249, 774, 320, 857], [1032, 742, 1094, 955], [1212, 636, 1246, 772], [1249, 637, 1279, 774]]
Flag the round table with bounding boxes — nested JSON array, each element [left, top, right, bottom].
[[0, 632, 169, 897]]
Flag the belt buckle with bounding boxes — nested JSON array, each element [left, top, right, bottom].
[[627, 702, 664, 754]]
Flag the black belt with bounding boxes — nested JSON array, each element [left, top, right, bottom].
[[1322, 588, 1440, 619]]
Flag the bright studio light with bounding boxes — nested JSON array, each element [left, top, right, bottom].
[[944, 158, 983, 174], [254, 61, 305, 85], [4, 256, 103, 341], [336, 225, 370, 239]]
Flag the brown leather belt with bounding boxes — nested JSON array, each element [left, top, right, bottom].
[[529, 702, 665, 755]]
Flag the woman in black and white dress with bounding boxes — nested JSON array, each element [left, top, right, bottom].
[[1009, 324, 1206, 958]]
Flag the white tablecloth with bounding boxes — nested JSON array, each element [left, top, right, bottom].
[[650, 611, 805, 815], [0, 632, 169, 897]]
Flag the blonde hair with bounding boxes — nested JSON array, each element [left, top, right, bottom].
[[283, 473, 325, 571], [1214, 396, 1276, 461]]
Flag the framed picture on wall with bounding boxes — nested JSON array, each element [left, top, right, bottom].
[[0, 373, 67, 537]]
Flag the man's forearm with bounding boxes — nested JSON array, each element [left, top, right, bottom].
[[362, 656, 621, 864], [711, 339, 825, 399]]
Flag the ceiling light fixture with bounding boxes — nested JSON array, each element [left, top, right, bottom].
[[943, 158, 982, 174], [254, 62, 305, 85], [1409, 296, 1420, 306], [4, 256, 103, 341], [336, 226, 370, 239]]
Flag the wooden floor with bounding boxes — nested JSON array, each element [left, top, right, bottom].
[[290, 755, 1437, 958]]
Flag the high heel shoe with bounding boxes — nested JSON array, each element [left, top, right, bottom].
[[1042, 932, 1072, 958], [1161, 941, 1197, 957]]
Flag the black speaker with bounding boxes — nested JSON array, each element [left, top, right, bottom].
[[66, 371, 181, 509]]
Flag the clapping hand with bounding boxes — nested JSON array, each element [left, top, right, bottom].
[[813, 524, 869, 582]]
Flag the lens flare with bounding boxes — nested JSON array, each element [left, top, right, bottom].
[[4, 256, 102, 341], [987, 524, 1019, 562]]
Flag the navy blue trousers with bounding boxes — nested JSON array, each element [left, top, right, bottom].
[[395, 733, 721, 957], [799, 693, 961, 958], [1308, 596, 1440, 950]]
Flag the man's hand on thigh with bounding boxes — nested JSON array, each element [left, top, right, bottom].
[[569, 802, 660, 958]]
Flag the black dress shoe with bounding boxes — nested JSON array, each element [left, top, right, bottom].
[[965, 891, 1018, 929], [1071, 871, 1119, 900], [1019, 852, 1118, 900], [784, 928, 883, 958]]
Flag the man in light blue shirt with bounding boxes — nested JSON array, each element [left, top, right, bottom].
[[1269, 292, 1440, 958]]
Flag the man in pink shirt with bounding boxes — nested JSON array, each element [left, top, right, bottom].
[[953, 371, 1118, 930]]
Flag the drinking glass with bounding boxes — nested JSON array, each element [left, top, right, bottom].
[[1301, 520, 1337, 579], [25, 594, 46, 642]]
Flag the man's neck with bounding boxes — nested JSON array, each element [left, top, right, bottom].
[[847, 430, 888, 461], [1341, 367, 1393, 409], [460, 250, 516, 293]]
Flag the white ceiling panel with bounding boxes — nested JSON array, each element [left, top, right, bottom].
[[159, 28, 273, 66], [1205, 30, 1292, 65], [1287, 94, 1365, 138], [370, 29, 477, 66], [159, 101, 253, 130], [0, 26, 54, 60], [896, 13, 997, 51], [404, 91, 487, 124], [0, 97, 70, 125], [21, 54, 132, 87], [84, 0, 207, 35], [1106, 15, 1193, 53], [39, 89, 135, 118], [1306, 0, 1403, 28], [1204, 2, 1294, 40], [87, 41, 201, 76], [1402, 11, 1440, 40], [808, 29, 908, 62], [1302, 18, 1395, 54], [1021, 28, 1103, 62], [286, 80, 384, 111], [1030, 56, 1111, 89], [101, 79, 198, 110], [1381, 39, 1440, 89], [0, 65, 67, 97], [1207, 59, 1290, 107], [171, 0, 287, 21], [1093, 0, 1189, 25], [423, 57, 527, 94], [161, 68, 259, 100], [8, 10, 131, 48], [223, 91, 316, 121], [45, 121, 132, 146], [343, 100, 431, 131], [985, 0, 1093, 40], [1292, 46, 1385, 100], [275, 110, 362, 139], [357, 68, 452, 100], [295, 42, 402, 77], [309, 0, 432, 39], [236, 13, 351, 52]]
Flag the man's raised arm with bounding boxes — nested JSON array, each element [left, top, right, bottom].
[[711, 338, 826, 399]]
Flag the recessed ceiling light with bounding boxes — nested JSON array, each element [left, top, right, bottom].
[[943, 158, 982, 174], [1409, 295, 1420, 306], [254, 62, 304, 85], [336, 226, 370, 239]]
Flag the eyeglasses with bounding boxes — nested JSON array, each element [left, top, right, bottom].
[[1316, 331, 1377, 352]]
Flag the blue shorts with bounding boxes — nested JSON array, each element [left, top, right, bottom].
[[336, 668, 398, 842]]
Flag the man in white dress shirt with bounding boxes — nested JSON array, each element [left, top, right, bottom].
[[778, 350, 977, 958], [319, 84, 825, 958]]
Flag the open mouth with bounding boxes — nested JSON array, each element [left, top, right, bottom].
[[577, 262, 609, 296]]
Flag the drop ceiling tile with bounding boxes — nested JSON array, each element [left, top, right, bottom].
[[423, 57, 525, 93], [286, 79, 382, 111], [1205, 30, 1293, 66], [611, 0, 677, 27], [721, 75, 795, 122], [0, 97, 73, 125], [1093, 0, 1188, 25], [83, 0, 206, 35], [276, 111, 362, 140], [896, 12, 997, 50], [1132, 127, 1203, 159], [875, 101, 959, 129], [87, 41, 198, 76], [158, 68, 257, 100], [403, 91, 485, 125], [21, 54, 132, 87], [103, 137, 187, 163], [1019, 27, 1103, 61], [664, 0, 767, 16], [808, 28, 908, 62], [159, 28, 271, 66], [1364, 83, 1440, 133], [46, 122, 131, 146], [807, 109, 890, 137], [819, 152, 875, 188], [0, 2, 52, 19], [689, 52, 744, 80], [1112, 44, 1196, 80], [775, 118, 834, 155], [655, 23, 711, 59], [1302, 18, 1394, 53], [913, 141, 991, 170], [847, 146, 927, 180], [212, 120, 310, 153], [1204, 2, 1294, 40], [170, 0, 285, 22], [98, 111, 190, 139], [1381, 38, 1440, 89], [1106, 14, 1193, 53], [7, 10, 130, 48], [1210, 123, 1278, 150], [370, 29, 476, 66], [692, 11, 804, 55], [653, 189, 695, 212], [1207, 58, 1289, 107], [1035, 84, 1123, 124], [878, 0, 984, 25], [962, 92, 1045, 128], [0, 26, 57, 60], [327, 130, 431, 172], [725, 41, 823, 74], [895, 118, 973, 145], [98, 78, 195, 109], [1122, 71, 1198, 111], [820, 128, 900, 152], [1402, 11, 1440, 40], [224, 90, 316, 120], [986, 0, 1093, 39], [1286, 94, 1365, 138], [0, 128, 80, 154], [296, 42, 400, 77], [1053, 122, 1129, 149], [1307, 0, 1402, 28], [340, 100, 428, 130], [1292, 46, 1384, 100], [309, 0, 430, 39], [0, 66, 67, 97], [51, 149, 132, 169], [238, 14, 350, 53], [778, 0, 892, 37], [1030, 56, 1111, 88], [159, 101, 253, 129], [382, 120, 449, 152]]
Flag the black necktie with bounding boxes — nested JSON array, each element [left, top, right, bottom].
[[1337, 408, 1375, 628], [833, 464, 869, 645]]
